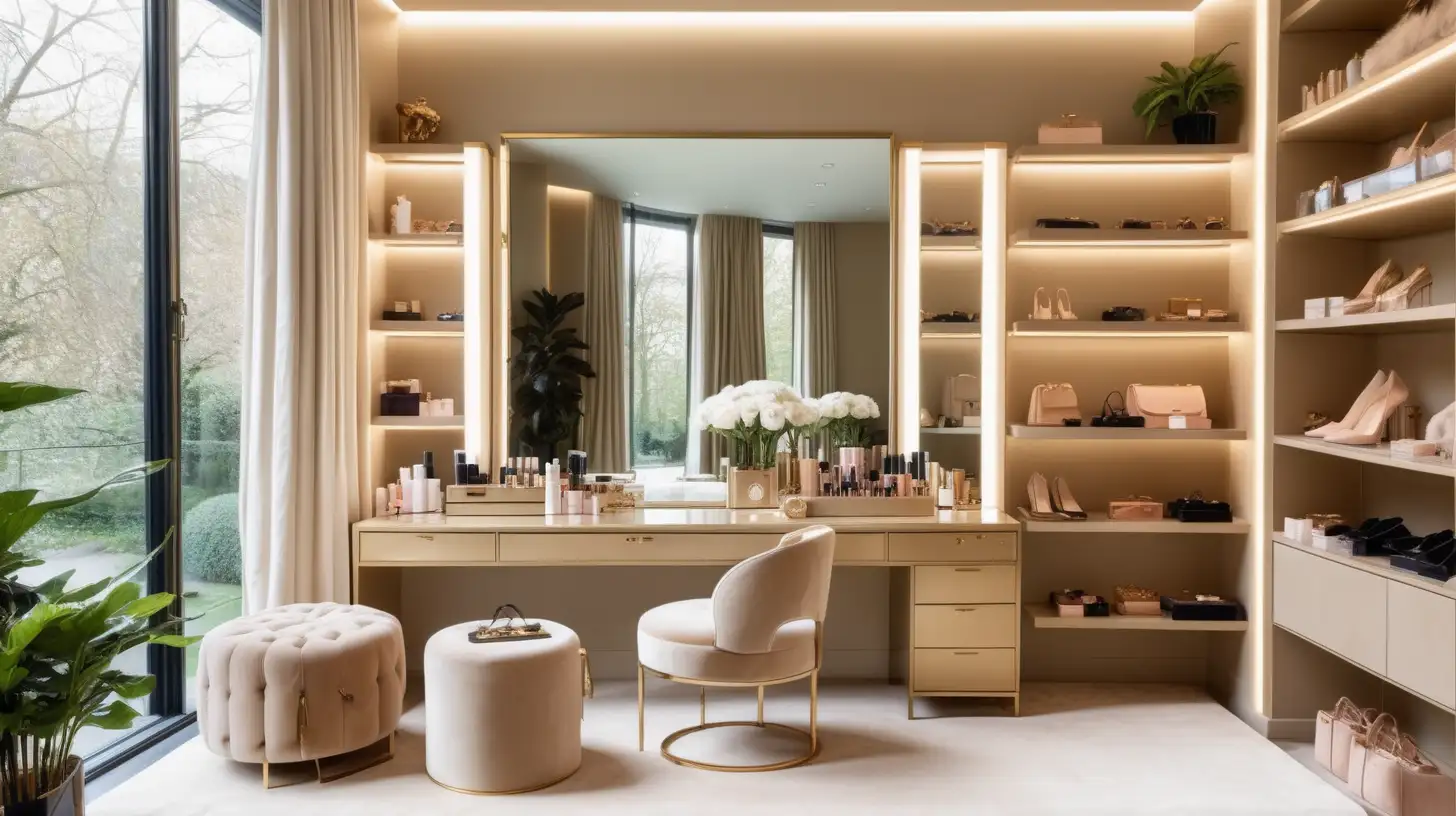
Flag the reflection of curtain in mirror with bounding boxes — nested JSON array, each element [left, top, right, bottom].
[[697, 215, 765, 472], [582, 195, 627, 471], [796, 222, 838, 457]]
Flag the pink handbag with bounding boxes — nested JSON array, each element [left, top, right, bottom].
[[1348, 713, 1455, 815], [1126, 384, 1212, 429], [1028, 383, 1079, 426], [1315, 698, 1376, 781]]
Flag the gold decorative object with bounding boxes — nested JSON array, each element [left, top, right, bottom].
[[781, 496, 809, 519], [411, 219, 461, 234], [396, 97, 441, 143], [728, 468, 778, 509]]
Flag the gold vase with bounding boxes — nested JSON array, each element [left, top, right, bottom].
[[728, 468, 779, 509]]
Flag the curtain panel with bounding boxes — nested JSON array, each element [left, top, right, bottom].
[[582, 195, 628, 472], [695, 214, 766, 471]]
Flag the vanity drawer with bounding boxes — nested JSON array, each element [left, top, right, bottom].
[[835, 533, 887, 563], [913, 648, 1016, 692], [889, 532, 1016, 563], [1274, 544, 1387, 674], [914, 565, 1017, 604], [1387, 582, 1456, 709], [358, 532, 496, 564], [913, 604, 1016, 648], [499, 533, 778, 563]]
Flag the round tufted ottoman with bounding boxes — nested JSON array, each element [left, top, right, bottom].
[[196, 603, 405, 783], [425, 619, 584, 794]]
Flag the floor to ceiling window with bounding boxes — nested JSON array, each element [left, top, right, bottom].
[[761, 225, 795, 387], [0, 0, 257, 771], [625, 205, 694, 481]]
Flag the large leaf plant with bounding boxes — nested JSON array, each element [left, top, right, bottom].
[[1133, 43, 1242, 138], [509, 289, 596, 458], [0, 382, 195, 807]]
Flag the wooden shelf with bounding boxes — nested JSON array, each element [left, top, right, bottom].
[[371, 143, 465, 164], [372, 416, 465, 428], [921, 235, 981, 252], [370, 320, 465, 336], [1011, 320, 1242, 337], [920, 324, 980, 338], [1018, 509, 1250, 534], [1281, 0, 1407, 32], [1276, 304, 1456, 334], [1273, 434, 1456, 477], [1008, 424, 1246, 441], [1012, 144, 1243, 164], [1277, 174, 1456, 240], [921, 426, 982, 436], [1273, 534, 1456, 602], [1279, 37, 1456, 143], [1023, 604, 1248, 631], [369, 232, 464, 247], [1011, 227, 1245, 247]]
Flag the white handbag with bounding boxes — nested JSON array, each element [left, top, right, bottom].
[[1028, 383, 1079, 426], [942, 375, 980, 426], [1126, 384, 1211, 429]]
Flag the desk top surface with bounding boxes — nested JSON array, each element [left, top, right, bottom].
[[354, 508, 1020, 534]]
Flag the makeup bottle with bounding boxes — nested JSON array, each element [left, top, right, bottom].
[[544, 460, 561, 514], [453, 450, 468, 485], [868, 470, 880, 498], [423, 451, 436, 480], [897, 455, 910, 498], [565, 488, 583, 515], [799, 457, 819, 497], [374, 486, 389, 517], [938, 472, 955, 508], [427, 479, 443, 512]]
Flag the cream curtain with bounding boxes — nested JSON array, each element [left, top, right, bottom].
[[240, 0, 363, 612], [795, 222, 838, 397], [582, 195, 627, 472], [696, 215, 765, 471]]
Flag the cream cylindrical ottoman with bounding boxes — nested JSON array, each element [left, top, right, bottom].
[[425, 619, 583, 794], [196, 603, 406, 775]]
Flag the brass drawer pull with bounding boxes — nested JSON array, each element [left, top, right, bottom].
[[624, 535, 656, 543], [954, 567, 982, 572], [954, 651, 980, 656], [954, 608, 979, 612], [415, 534, 435, 541]]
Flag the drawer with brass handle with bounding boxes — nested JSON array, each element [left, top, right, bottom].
[[913, 604, 1017, 648], [358, 532, 497, 564], [913, 647, 1016, 692], [888, 532, 1016, 563], [499, 533, 780, 563], [914, 565, 1017, 604]]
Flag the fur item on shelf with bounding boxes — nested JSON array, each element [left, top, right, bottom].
[[1425, 400, 1456, 445], [1364, 0, 1456, 78]]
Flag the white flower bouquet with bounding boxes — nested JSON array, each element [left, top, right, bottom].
[[695, 380, 821, 470], [813, 391, 881, 448]]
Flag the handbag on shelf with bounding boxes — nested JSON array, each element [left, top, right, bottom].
[[1108, 496, 1162, 521], [468, 604, 551, 644], [1101, 306, 1147, 322], [1118, 218, 1153, 229], [1315, 697, 1378, 782], [1037, 114, 1103, 145], [1126, 384, 1212, 430], [1035, 217, 1099, 229], [1028, 383, 1080, 426], [1114, 585, 1162, 616], [1348, 713, 1456, 816], [942, 374, 980, 427], [1167, 491, 1233, 523], [1158, 591, 1244, 621], [1051, 589, 1109, 617], [1091, 391, 1146, 428]]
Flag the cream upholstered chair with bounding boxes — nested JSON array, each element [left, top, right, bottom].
[[636, 525, 835, 771]]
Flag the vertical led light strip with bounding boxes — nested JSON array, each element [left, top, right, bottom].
[[1250, 0, 1274, 719], [463, 143, 489, 460], [495, 143, 512, 467], [897, 147, 922, 454], [980, 146, 1008, 512]]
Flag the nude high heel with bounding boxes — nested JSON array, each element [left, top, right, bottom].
[[1051, 476, 1087, 519], [1343, 260, 1403, 315], [1031, 288, 1053, 320], [1377, 265, 1431, 311], [1026, 472, 1061, 518], [1307, 370, 1387, 438], [1054, 288, 1077, 320], [1325, 372, 1409, 446]]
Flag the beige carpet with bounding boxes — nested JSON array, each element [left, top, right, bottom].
[[92, 682, 1360, 815]]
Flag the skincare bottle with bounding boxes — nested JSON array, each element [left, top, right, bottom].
[[544, 461, 561, 514], [412, 465, 427, 512], [427, 479, 442, 512], [374, 487, 389, 517], [565, 489, 583, 515], [799, 458, 819, 497]]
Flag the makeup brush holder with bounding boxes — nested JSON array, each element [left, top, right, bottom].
[[728, 468, 779, 509]]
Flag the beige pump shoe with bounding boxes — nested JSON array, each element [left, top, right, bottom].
[[1344, 260, 1403, 315], [1054, 288, 1077, 320], [1326, 372, 1409, 446], [1307, 371, 1387, 438], [1377, 265, 1431, 311]]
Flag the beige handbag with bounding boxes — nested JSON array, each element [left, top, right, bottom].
[[942, 375, 979, 426], [1315, 697, 1376, 781], [1126, 384, 1212, 429], [1028, 383, 1079, 426], [1348, 713, 1456, 816]]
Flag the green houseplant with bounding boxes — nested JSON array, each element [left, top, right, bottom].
[[1133, 43, 1242, 144], [0, 381, 195, 813], [509, 289, 596, 461]]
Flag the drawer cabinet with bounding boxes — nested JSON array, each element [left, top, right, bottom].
[[913, 648, 1016, 692], [914, 565, 1017, 604], [913, 604, 1016, 648], [889, 532, 1016, 563], [1387, 582, 1456, 709], [1274, 544, 1387, 674], [499, 533, 778, 563], [358, 532, 496, 564]]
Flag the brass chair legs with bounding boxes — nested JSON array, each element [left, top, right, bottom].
[[638, 662, 646, 752], [652, 669, 821, 773]]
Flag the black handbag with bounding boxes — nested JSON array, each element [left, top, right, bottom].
[[1167, 492, 1233, 523], [1159, 591, 1244, 621], [1102, 306, 1147, 322], [1035, 217, 1099, 229], [1091, 391, 1146, 428], [1118, 218, 1152, 229]]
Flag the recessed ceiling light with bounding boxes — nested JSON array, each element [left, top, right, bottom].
[[631, 192, 641, 197], [807, 202, 817, 207], [863, 206, 873, 211], [814, 182, 827, 188], [821, 163, 835, 169]]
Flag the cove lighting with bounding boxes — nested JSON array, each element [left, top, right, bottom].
[[980, 146, 1007, 513], [1012, 238, 1237, 248], [896, 146, 922, 456], [400, 11, 1193, 28], [1249, 0, 1273, 720], [1280, 175, 1456, 234], [1009, 329, 1239, 338], [1283, 37, 1456, 137]]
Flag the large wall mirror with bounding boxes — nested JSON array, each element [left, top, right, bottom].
[[503, 136, 893, 489]]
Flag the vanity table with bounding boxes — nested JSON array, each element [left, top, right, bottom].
[[352, 509, 1022, 716]]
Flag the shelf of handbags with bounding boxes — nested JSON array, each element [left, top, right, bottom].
[[1019, 472, 1244, 533], [1023, 587, 1248, 632], [920, 310, 980, 338], [1310, 700, 1455, 816], [920, 221, 980, 253], [1011, 382, 1245, 440]]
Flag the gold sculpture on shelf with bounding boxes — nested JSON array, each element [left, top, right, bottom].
[[396, 97, 441, 143]]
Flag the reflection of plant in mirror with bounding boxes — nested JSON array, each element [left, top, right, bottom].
[[510, 290, 596, 459], [813, 392, 881, 449]]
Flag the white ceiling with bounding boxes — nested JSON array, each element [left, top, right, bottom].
[[509, 138, 891, 223]]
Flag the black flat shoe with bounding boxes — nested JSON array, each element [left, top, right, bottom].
[[1345, 517, 1409, 556], [1390, 531, 1456, 578]]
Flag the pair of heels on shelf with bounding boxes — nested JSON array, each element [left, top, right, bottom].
[[1389, 529, 1456, 581], [1344, 260, 1432, 314], [1304, 370, 1408, 446], [1025, 472, 1086, 520], [1030, 288, 1076, 320], [1328, 516, 1410, 557]]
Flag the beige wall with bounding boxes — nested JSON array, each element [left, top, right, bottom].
[[548, 186, 591, 335], [509, 161, 549, 311], [832, 222, 892, 423]]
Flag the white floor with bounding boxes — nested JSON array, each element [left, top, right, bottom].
[[92, 682, 1362, 816]]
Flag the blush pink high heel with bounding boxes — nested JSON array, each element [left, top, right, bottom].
[[1325, 372, 1409, 446], [1307, 371, 1387, 438]]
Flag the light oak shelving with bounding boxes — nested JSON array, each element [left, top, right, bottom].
[[371, 143, 466, 163], [1010, 144, 1243, 164], [1278, 37, 1456, 143], [920, 323, 980, 338], [370, 320, 466, 336], [921, 426, 982, 436], [1273, 435, 1456, 478], [1022, 604, 1248, 632], [1010, 320, 1243, 337], [1279, 0, 1407, 34], [1008, 424, 1247, 441], [1011, 227, 1246, 247], [1275, 304, 1456, 334], [1017, 510, 1250, 534], [921, 235, 981, 252], [1277, 174, 1456, 240], [371, 415, 466, 429], [368, 232, 464, 247]]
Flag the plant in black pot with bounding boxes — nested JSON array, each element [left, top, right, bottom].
[[509, 289, 596, 461], [0, 382, 195, 815], [1133, 43, 1242, 144]]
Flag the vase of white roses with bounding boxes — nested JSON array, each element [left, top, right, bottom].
[[696, 381, 819, 507], [814, 392, 881, 473]]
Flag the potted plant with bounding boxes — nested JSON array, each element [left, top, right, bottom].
[[509, 289, 596, 461], [695, 381, 817, 508], [1133, 43, 1242, 144], [0, 381, 195, 815]]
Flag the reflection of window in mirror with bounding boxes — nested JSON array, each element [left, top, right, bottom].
[[624, 206, 694, 482], [762, 224, 795, 388]]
